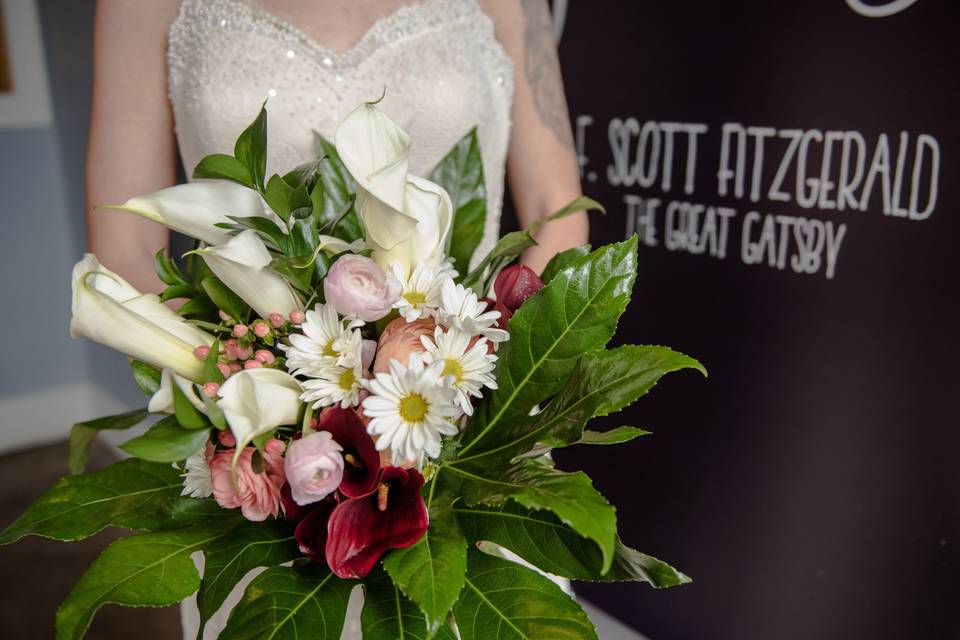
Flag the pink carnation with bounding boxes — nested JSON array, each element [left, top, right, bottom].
[[210, 438, 286, 521]]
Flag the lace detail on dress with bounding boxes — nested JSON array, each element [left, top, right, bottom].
[[168, 0, 514, 267]]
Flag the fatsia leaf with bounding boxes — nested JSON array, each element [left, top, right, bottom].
[[67, 407, 149, 475], [449, 460, 616, 574], [540, 244, 590, 285], [578, 426, 651, 445], [456, 345, 704, 472], [55, 523, 233, 640], [362, 565, 458, 640], [458, 238, 638, 457], [455, 502, 689, 586], [219, 564, 354, 640], [193, 153, 254, 189], [429, 128, 486, 274], [234, 103, 268, 192], [0, 459, 196, 544], [119, 416, 211, 463], [453, 548, 598, 640], [197, 520, 300, 633], [382, 480, 467, 637]]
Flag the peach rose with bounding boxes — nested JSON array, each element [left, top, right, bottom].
[[210, 438, 286, 521], [372, 316, 436, 374]]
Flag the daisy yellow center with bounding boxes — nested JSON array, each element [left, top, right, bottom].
[[339, 368, 356, 391], [403, 290, 427, 306], [442, 357, 464, 383], [323, 339, 339, 358], [398, 393, 428, 422]]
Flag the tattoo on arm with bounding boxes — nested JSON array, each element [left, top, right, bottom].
[[520, 0, 575, 149]]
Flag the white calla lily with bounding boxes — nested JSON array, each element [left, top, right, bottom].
[[148, 368, 207, 414], [217, 368, 301, 458], [70, 254, 214, 381], [194, 230, 302, 319], [101, 180, 266, 246], [334, 102, 452, 277]]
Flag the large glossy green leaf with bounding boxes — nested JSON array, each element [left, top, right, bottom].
[[197, 520, 300, 633], [429, 128, 486, 273], [0, 459, 194, 544], [315, 135, 364, 242], [219, 564, 354, 640], [449, 460, 616, 574], [456, 345, 705, 472], [458, 238, 638, 457], [453, 548, 597, 640], [578, 426, 651, 445], [234, 103, 268, 192], [119, 416, 211, 463], [539, 244, 590, 285], [383, 481, 467, 637], [55, 523, 233, 640], [455, 502, 689, 586], [362, 565, 458, 640], [67, 407, 149, 475]]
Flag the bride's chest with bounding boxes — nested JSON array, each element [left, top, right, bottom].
[[168, 0, 513, 175]]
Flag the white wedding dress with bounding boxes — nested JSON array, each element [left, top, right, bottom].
[[167, 0, 514, 638]]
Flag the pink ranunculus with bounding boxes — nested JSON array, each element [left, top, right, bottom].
[[373, 316, 436, 374], [324, 254, 401, 322], [209, 438, 286, 521], [284, 430, 344, 506]]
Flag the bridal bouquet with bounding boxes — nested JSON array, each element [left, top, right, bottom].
[[1, 101, 704, 639]]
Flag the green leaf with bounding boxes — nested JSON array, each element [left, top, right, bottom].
[[0, 459, 196, 544], [234, 103, 268, 192], [383, 480, 467, 637], [458, 238, 638, 457], [159, 283, 197, 302], [154, 249, 188, 286], [455, 502, 688, 586], [362, 564, 458, 640], [264, 173, 311, 222], [222, 214, 287, 252], [55, 523, 233, 640], [193, 153, 254, 188], [178, 296, 219, 320], [456, 345, 704, 471], [68, 408, 149, 475], [219, 564, 354, 640], [527, 195, 605, 236], [197, 520, 300, 633], [203, 337, 224, 384], [429, 128, 486, 273], [173, 381, 210, 429], [453, 547, 597, 640], [449, 460, 616, 574], [119, 416, 211, 463], [130, 360, 162, 396], [540, 245, 590, 285], [460, 230, 538, 294], [315, 135, 364, 242], [201, 278, 250, 325], [578, 426, 651, 445]]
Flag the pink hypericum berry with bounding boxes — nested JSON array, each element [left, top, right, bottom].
[[244, 359, 263, 369], [269, 312, 285, 328], [233, 324, 249, 338], [219, 431, 236, 447], [289, 310, 305, 324], [218, 309, 233, 323], [255, 349, 276, 364], [224, 343, 239, 361], [216, 363, 231, 378], [202, 382, 220, 398], [193, 345, 211, 360], [229, 363, 242, 374], [236, 344, 254, 361], [253, 321, 270, 338]]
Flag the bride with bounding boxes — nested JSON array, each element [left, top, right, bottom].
[[86, 0, 588, 637]]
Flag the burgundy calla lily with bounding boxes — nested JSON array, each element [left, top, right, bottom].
[[494, 264, 544, 313], [317, 406, 381, 498], [325, 466, 429, 579], [294, 497, 336, 561]]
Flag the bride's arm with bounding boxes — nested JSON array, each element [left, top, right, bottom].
[[482, 0, 589, 273], [86, 0, 181, 294]]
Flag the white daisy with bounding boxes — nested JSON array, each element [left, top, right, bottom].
[[421, 327, 498, 415], [391, 262, 453, 322], [299, 356, 365, 409], [437, 278, 509, 344], [282, 303, 362, 374], [362, 353, 460, 466], [181, 445, 213, 498]]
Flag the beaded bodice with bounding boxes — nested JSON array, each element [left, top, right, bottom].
[[168, 0, 515, 263]]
